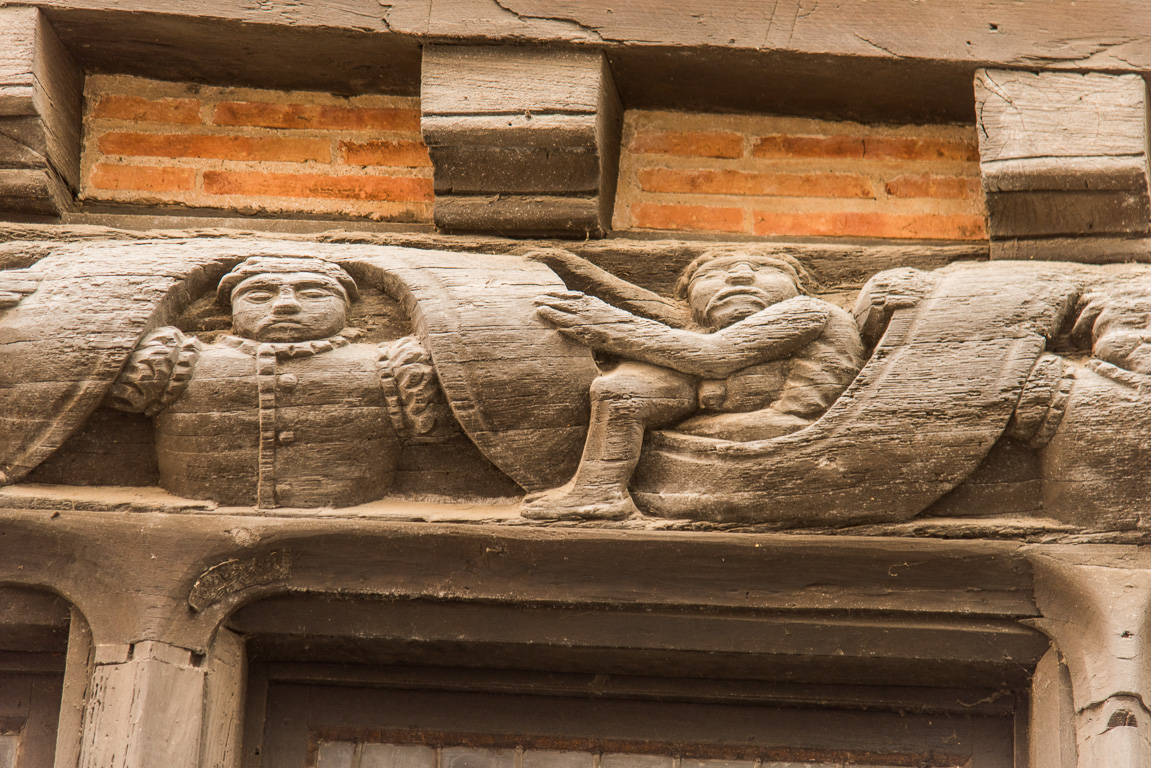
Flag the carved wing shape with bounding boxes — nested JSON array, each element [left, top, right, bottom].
[[0, 241, 237, 486], [632, 261, 1084, 526], [341, 247, 598, 492]]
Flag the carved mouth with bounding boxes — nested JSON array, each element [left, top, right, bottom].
[[706, 287, 769, 313]]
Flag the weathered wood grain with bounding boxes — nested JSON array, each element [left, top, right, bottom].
[[434, 195, 605, 237], [0, 8, 81, 217], [422, 113, 598, 149], [429, 146, 601, 195], [25, 0, 1151, 72], [632, 261, 1084, 525], [977, 69, 1151, 239], [422, 47, 605, 116], [423, 46, 621, 237]]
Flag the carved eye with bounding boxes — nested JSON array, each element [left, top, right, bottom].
[[298, 289, 333, 299], [242, 290, 276, 302]]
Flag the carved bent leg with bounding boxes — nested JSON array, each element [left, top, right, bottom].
[[522, 361, 697, 520]]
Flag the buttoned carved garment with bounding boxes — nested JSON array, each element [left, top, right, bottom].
[[106, 327, 456, 508]]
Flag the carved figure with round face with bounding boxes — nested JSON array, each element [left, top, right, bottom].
[[230, 272, 350, 342], [215, 255, 359, 343], [684, 256, 801, 330]]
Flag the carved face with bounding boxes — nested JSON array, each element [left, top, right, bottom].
[[686, 257, 800, 329], [230, 272, 348, 342]]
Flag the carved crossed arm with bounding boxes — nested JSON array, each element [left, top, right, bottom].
[[535, 291, 830, 379], [523, 248, 692, 328]]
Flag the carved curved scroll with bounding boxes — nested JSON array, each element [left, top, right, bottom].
[[631, 261, 1084, 525], [0, 241, 238, 486], [341, 248, 597, 491]]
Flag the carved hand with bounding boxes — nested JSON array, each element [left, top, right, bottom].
[[535, 290, 647, 349]]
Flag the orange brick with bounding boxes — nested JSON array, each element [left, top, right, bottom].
[[885, 173, 980, 199], [630, 130, 743, 159], [92, 94, 202, 124], [864, 136, 978, 162], [98, 132, 330, 163], [213, 102, 420, 132], [752, 211, 987, 240], [631, 202, 745, 233], [751, 134, 865, 159], [90, 163, 195, 192], [339, 139, 431, 167], [637, 168, 873, 198], [202, 170, 433, 202]]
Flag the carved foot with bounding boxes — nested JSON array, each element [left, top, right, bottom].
[[520, 482, 639, 521]]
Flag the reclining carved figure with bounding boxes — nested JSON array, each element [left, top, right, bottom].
[[522, 248, 865, 520]]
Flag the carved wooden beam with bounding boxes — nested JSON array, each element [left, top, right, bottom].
[[976, 69, 1151, 259], [421, 46, 622, 237], [0, 8, 82, 217]]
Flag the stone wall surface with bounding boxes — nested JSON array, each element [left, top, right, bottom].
[[614, 110, 987, 240], [80, 75, 432, 222]]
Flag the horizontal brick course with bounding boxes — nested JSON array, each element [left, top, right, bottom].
[[630, 130, 744, 159], [91, 95, 202, 125], [98, 132, 331, 163], [753, 211, 987, 240], [202, 170, 434, 202], [631, 202, 745, 233], [885, 173, 980, 199], [752, 134, 865, 160], [213, 101, 420, 132], [638, 168, 874, 198], [864, 136, 978, 162], [339, 139, 431, 167], [90, 163, 196, 192]]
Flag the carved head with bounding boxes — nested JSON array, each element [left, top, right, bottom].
[[676, 250, 813, 329], [217, 256, 359, 342], [1073, 283, 1151, 374]]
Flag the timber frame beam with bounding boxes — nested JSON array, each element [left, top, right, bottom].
[[7, 1, 1151, 123]]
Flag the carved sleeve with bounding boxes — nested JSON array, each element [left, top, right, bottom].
[[105, 327, 202, 416], [585, 296, 831, 379], [378, 336, 461, 443]]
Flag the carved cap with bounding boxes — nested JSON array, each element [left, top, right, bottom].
[[216, 256, 359, 306], [674, 248, 817, 299]]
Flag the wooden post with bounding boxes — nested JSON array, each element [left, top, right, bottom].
[[422, 45, 622, 238], [975, 69, 1151, 260], [1027, 550, 1151, 768], [0, 7, 82, 217], [76, 633, 245, 768]]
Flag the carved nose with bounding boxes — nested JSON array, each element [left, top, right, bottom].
[[728, 265, 755, 285], [272, 289, 302, 313]]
